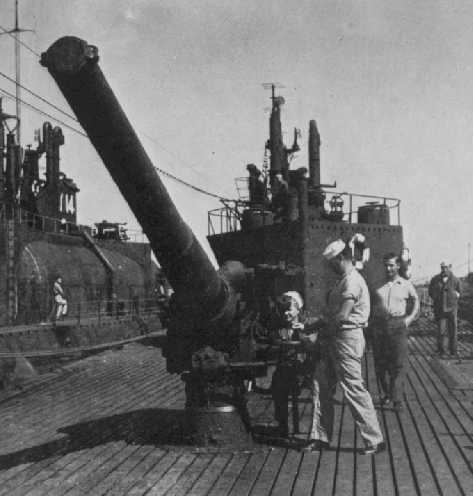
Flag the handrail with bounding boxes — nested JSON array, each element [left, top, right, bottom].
[[7, 296, 168, 330], [208, 190, 402, 235], [0, 203, 147, 243]]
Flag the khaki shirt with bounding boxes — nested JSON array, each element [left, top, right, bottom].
[[327, 267, 370, 326], [374, 276, 417, 318]]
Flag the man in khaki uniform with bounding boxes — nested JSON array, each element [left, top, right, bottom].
[[307, 239, 384, 455]]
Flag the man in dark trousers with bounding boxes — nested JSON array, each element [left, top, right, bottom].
[[428, 262, 461, 357], [373, 253, 419, 411]]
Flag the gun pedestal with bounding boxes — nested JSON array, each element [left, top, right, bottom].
[[182, 348, 267, 448]]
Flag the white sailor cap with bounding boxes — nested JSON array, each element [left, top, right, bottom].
[[281, 291, 304, 310], [322, 239, 346, 260]]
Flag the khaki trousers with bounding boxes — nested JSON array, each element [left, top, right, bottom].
[[310, 328, 384, 447]]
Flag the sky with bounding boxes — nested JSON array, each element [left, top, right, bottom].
[[1, 0, 472, 282]]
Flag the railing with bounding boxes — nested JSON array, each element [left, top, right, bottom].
[[208, 191, 401, 236], [324, 191, 401, 225], [208, 201, 245, 236], [48, 296, 167, 326], [0, 203, 147, 243]]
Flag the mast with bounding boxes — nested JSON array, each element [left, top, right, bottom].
[[14, 0, 21, 145], [0, 0, 33, 146]]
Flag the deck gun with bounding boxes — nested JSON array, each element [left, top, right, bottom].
[[40, 37, 268, 446]]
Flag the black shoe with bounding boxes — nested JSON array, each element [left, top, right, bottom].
[[303, 439, 330, 452], [361, 442, 386, 455]]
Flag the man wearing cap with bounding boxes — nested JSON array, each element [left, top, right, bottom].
[[373, 253, 419, 411], [428, 262, 461, 357], [308, 238, 384, 455]]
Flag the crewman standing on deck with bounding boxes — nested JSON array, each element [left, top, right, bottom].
[[50, 276, 68, 323], [307, 239, 384, 455], [372, 253, 419, 412], [428, 262, 461, 357]]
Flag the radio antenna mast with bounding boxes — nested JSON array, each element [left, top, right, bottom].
[[0, 0, 33, 146]]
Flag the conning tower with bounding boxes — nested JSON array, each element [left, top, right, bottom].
[[207, 86, 405, 310]]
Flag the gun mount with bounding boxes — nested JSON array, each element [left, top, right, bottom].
[[41, 37, 261, 447]]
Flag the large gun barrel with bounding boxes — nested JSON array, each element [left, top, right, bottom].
[[40, 38, 225, 303], [40, 37, 237, 372]]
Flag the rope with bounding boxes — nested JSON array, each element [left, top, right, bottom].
[[154, 165, 236, 202]]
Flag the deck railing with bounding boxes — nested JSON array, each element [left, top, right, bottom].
[[208, 191, 401, 236], [0, 203, 147, 242], [25, 296, 168, 328]]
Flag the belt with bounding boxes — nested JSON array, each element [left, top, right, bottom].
[[339, 323, 365, 330]]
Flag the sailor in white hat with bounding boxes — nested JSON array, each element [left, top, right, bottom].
[[322, 238, 346, 261], [307, 237, 384, 455]]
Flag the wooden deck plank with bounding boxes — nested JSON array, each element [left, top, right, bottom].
[[51, 441, 129, 496], [103, 448, 168, 496], [3, 361, 179, 461], [29, 443, 124, 496], [413, 352, 473, 441], [206, 454, 250, 496], [410, 358, 473, 489], [333, 402, 355, 495], [291, 451, 319, 496], [185, 454, 233, 496], [364, 349, 394, 496], [0, 354, 166, 454], [59, 444, 142, 496], [0, 456, 65, 496], [249, 449, 286, 496], [310, 389, 343, 496], [289, 386, 320, 496], [124, 451, 181, 496], [396, 392, 441, 495], [162, 455, 220, 496], [24, 445, 120, 496], [381, 406, 418, 494], [141, 452, 198, 496], [269, 450, 301, 496], [11, 447, 112, 496], [404, 379, 454, 495], [0, 323, 472, 495], [228, 451, 269, 496], [407, 353, 472, 495], [0, 463, 36, 488], [84, 445, 156, 496]]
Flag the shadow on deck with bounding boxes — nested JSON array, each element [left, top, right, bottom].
[[0, 319, 472, 495]]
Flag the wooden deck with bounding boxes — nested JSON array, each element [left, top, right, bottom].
[[0, 316, 472, 495]]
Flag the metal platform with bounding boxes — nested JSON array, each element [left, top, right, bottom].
[[0, 316, 472, 495]]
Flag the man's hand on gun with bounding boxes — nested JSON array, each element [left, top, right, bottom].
[[298, 316, 326, 349]]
